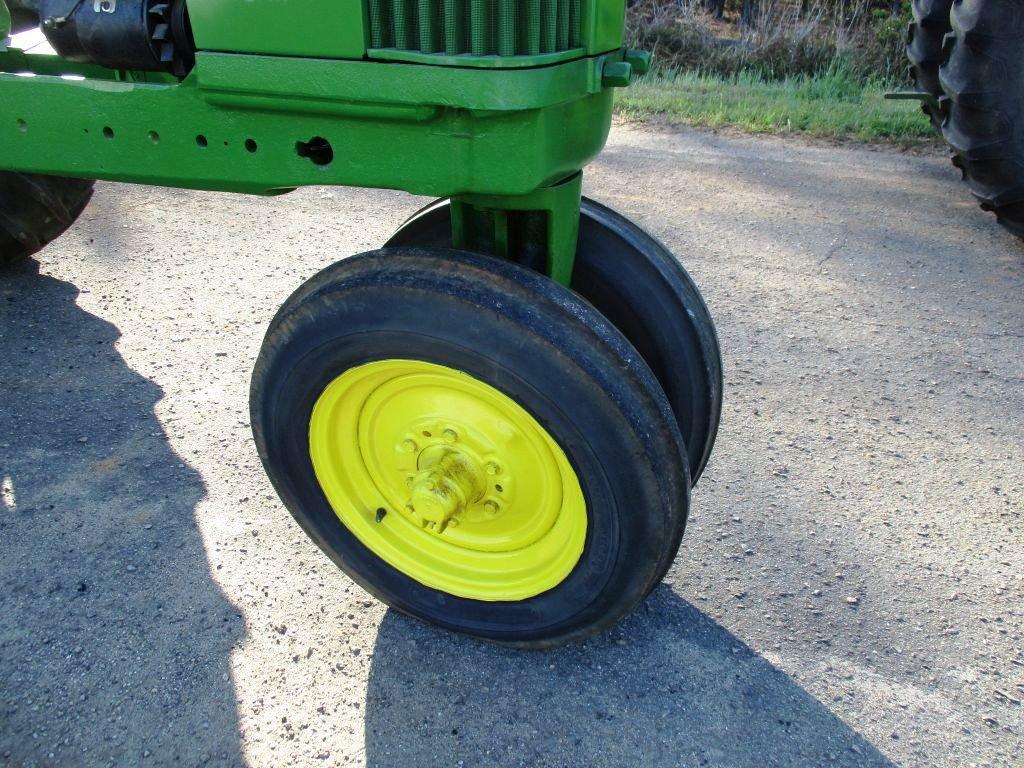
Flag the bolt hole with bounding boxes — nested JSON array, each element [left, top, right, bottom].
[[422, 430, 432, 438], [495, 484, 504, 493], [147, 130, 160, 144], [244, 138, 258, 153], [295, 136, 334, 166], [16, 119, 27, 133], [102, 126, 114, 139], [196, 134, 208, 148]]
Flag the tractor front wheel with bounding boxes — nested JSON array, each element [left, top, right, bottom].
[[250, 247, 691, 647], [386, 197, 723, 490]]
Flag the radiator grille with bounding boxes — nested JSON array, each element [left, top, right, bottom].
[[367, 0, 582, 56]]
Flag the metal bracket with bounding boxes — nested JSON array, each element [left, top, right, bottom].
[[884, 90, 941, 113], [450, 172, 583, 286]]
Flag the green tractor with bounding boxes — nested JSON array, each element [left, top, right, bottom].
[[907, 0, 1024, 237], [0, 0, 721, 646]]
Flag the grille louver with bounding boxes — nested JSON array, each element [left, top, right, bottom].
[[368, 0, 582, 56]]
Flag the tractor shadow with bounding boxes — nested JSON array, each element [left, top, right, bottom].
[[363, 586, 895, 768], [0, 262, 243, 766]]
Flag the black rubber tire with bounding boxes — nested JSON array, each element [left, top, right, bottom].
[[386, 197, 723, 489], [907, 0, 954, 131], [0, 173, 94, 267], [939, 0, 1024, 238], [251, 247, 691, 648], [7, 0, 41, 34]]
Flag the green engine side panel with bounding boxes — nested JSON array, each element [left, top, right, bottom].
[[0, 50, 616, 197], [188, 0, 621, 66], [188, 0, 369, 59], [582, 0, 624, 54]]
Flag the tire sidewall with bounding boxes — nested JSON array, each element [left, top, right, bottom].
[[252, 250, 687, 646]]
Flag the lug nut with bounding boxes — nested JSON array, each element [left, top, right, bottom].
[[402, 439, 418, 452], [442, 428, 458, 443], [484, 500, 499, 515], [486, 462, 501, 475]]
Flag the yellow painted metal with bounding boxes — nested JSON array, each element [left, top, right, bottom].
[[309, 359, 587, 601]]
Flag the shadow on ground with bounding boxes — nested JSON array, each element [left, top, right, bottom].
[[0, 263, 243, 766], [363, 586, 894, 768]]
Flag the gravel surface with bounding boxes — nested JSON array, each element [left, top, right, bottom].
[[1, 124, 1022, 767]]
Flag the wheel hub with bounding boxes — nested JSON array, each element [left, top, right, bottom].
[[308, 359, 587, 601], [407, 445, 486, 534]]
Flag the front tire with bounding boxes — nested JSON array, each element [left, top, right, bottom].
[[251, 247, 690, 647], [386, 197, 723, 488]]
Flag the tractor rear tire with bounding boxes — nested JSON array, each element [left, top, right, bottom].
[[0, 173, 94, 267], [939, 0, 1024, 238], [907, 0, 954, 131]]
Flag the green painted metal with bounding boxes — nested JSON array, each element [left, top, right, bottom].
[[367, 46, 582, 68], [601, 59, 631, 88], [451, 172, 583, 286], [365, 0, 622, 64], [581, 0, 625, 56], [498, 0, 516, 56], [189, 0, 369, 59], [419, 0, 440, 52], [369, 0, 387, 49], [471, 0, 488, 54], [623, 48, 652, 75], [0, 0, 643, 282], [0, 49, 622, 198], [884, 90, 941, 112], [540, 0, 555, 53], [525, 0, 541, 54]]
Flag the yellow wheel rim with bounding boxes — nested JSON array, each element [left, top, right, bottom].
[[308, 359, 587, 601]]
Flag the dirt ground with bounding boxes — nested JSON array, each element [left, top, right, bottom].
[[1, 124, 1022, 767]]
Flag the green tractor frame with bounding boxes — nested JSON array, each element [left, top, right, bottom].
[[0, 0, 723, 646]]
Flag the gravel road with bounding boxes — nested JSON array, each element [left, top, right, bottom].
[[1, 124, 1022, 768]]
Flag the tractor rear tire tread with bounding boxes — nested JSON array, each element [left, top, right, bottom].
[[939, 0, 1024, 238], [907, 0, 955, 130]]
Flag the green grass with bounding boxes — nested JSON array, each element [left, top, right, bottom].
[[615, 67, 935, 144]]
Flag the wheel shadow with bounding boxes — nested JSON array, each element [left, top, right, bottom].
[[363, 586, 895, 768], [0, 262, 243, 766]]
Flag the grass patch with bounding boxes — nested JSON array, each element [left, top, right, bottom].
[[615, 68, 935, 145]]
